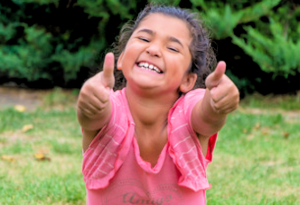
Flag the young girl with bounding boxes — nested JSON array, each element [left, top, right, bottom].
[[77, 4, 239, 205]]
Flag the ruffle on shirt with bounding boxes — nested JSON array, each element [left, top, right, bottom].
[[168, 90, 217, 192]]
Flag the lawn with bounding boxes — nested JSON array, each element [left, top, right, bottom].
[[0, 89, 299, 205]]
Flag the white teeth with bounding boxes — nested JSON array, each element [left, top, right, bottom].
[[138, 62, 160, 73]]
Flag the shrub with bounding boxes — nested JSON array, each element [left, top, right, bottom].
[[1, 0, 299, 95], [0, 0, 146, 87]]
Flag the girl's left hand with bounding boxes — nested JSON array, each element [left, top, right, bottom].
[[205, 61, 240, 114]]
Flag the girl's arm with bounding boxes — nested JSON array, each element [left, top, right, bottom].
[[191, 61, 239, 154], [77, 53, 115, 151]]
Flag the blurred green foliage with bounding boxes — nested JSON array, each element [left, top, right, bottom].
[[186, 0, 300, 95], [0, 0, 299, 95], [0, 0, 147, 87]]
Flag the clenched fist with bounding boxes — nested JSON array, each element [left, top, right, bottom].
[[205, 61, 239, 114], [77, 53, 115, 120]]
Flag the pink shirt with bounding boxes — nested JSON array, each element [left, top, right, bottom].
[[82, 88, 218, 205]]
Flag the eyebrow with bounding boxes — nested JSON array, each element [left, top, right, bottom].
[[137, 28, 154, 35], [168, 36, 184, 48], [136, 28, 184, 48]]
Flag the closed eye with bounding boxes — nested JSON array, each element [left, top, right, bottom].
[[168, 47, 179, 52], [138, 37, 150, 42]]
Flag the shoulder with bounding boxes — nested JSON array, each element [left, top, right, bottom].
[[110, 88, 126, 105], [109, 88, 131, 118], [171, 88, 206, 117], [183, 89, 206, 102], [168, 89, 207, 138]]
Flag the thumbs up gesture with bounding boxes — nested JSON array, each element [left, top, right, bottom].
[[205, 61, 239, 115], [77, 53, 115, 121]]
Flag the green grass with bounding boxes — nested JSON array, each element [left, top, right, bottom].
[[0, 90, 85, 205], [0, 90, 299, 204], [241, 92, 300, 110], [206, 93, 300, 205]]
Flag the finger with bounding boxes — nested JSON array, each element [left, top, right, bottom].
[[210, 87, 240, 113], [92, 86, 110, 104], [205, 61, 226, 90], [212, 97, 239, 114], [78, 103, 99, 117], [102, 52, 115, 88], [210, 75, 231, 103], [78, 94, 109, 117]]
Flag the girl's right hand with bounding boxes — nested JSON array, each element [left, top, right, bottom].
[[205, 61, 239, 115], [77, 53, 115, 120]]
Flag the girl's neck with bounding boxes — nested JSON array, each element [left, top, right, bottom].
[[125, 87, 179, 167], [125, 87, 179, 128]]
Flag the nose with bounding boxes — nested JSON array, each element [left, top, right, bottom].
[[146, 43, 161, 57]]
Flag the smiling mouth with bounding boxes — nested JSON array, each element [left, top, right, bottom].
[[137, 62, 163, 74]]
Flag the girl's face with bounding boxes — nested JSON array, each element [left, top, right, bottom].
[[117, 13, 197, 95]]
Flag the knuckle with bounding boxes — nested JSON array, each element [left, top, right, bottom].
[[98, 103, 106, 110], [214, 103, 221, 111]]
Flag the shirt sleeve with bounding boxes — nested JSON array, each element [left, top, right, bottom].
[[168, 89, 218, 191], [182, 89, 218, 165], [82, 89, 132, 190]]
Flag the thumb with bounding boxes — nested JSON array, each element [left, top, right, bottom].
[[102, 52, 115, 89], [205, 61, 226, 90]]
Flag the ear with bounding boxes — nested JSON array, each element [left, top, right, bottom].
[[117, 52, 124, 70], [179, 73, 197, 93]]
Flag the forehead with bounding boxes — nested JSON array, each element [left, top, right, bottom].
[[135, 13, 192, 42]]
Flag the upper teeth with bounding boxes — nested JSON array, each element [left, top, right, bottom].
[[138, 62, 160, 73]]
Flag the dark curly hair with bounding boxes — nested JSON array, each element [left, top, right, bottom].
[[111, 4, 216, 91]]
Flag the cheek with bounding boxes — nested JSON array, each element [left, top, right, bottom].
[[169, 56, 192, 73], [123, 44, 137, 60], [118, 50, 137, 74]]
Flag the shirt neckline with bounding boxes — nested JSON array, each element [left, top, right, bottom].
[[132, 137, 169, 174], [119, 88, 181, 173]]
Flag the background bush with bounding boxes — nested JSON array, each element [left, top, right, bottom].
[[0, 0, 299, 97], [0, 0, 147, 88]]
